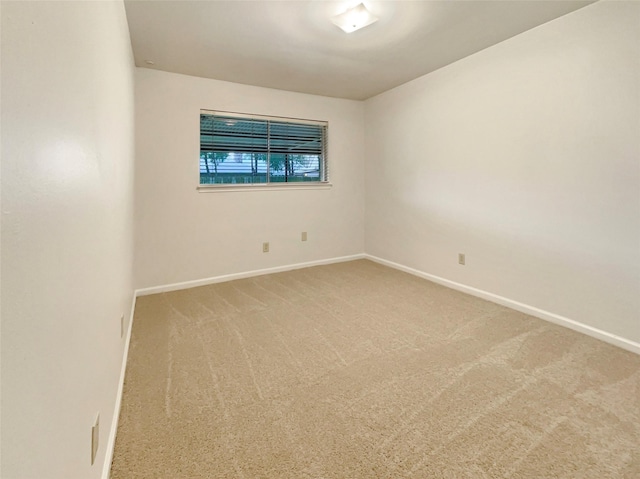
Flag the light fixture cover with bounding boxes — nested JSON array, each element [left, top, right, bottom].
[[331, 3, 378, 33]]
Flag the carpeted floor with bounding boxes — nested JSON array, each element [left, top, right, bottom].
[[111, 260, 640, 478]]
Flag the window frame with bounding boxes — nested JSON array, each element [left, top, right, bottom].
[[198, 109, 330, 191]]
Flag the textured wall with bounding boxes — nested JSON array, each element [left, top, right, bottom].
[[1, 2, 135, 477], [364, 1, 640, 344], [134, 69, 365, 290]]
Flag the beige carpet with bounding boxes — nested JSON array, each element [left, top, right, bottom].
[[111, 260, 640, 478]]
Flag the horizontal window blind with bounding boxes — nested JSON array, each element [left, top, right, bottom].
[[201, 115, 269, 154], [200, 111, 328, 186]]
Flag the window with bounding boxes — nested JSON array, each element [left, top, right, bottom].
[[200, 110, 328, 187]]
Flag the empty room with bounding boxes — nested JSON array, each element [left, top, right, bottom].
[[1, 0, 639, 478]]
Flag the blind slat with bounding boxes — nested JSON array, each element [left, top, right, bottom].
[[200, 114, 325, 155], [200, 112, 328, 184]]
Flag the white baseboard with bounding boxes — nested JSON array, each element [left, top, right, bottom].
[[134, 254, 366, 297], [365, 254, 640, 355], [102, 293, 137, 479]]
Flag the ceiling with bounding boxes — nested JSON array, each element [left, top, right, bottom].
[[124, 0, 595, 101]]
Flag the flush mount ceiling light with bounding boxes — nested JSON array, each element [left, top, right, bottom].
[[331, 3, 378, 33]]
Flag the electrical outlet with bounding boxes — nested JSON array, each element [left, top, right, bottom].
[[91, 413, 99, 465], [458, 253, 466, 266], [120, 314, 124, 338], [263, 242, 269, 253], [301, 232, 307, 242]]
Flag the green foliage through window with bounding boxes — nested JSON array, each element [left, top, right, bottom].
[[200, 111, 328, 186]]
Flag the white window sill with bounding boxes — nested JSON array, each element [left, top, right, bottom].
[[197, 183, 332, 193]]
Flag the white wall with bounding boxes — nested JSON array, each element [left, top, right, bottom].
[[365, 1, 640, 344], [1, 2, 135, 478], [134, 69, 365, 290]]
